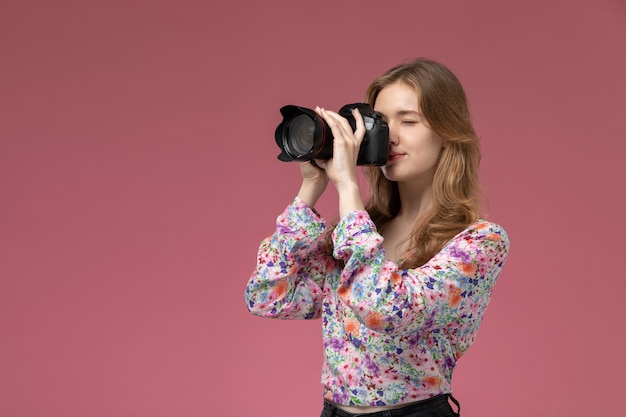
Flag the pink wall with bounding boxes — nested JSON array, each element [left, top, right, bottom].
[[1, 1, 625, 416]]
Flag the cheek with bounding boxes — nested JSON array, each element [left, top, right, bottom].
[[429, 133, 446, 154], [422, 138, 445, 162]]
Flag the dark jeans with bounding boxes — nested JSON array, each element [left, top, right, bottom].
[[320, 394, 460, 417]]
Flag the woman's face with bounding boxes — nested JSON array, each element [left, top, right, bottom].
[[374, 81, 445, 186]]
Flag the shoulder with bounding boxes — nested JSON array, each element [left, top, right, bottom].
[[423, 220, 510, 280], [467, 220, 508, 241], [447, 220, 510, 254]]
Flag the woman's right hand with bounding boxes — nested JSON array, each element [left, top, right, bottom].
[[297, 161, 329, 208]]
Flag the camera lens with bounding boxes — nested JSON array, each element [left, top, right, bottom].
[[283, 114, 315, 157]]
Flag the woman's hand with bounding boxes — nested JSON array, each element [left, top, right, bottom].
[[314, 106, 366, 217], [297, 161, 329, 208], [314, 106, 366, 188]]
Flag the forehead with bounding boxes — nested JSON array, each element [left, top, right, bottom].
[[373, 81, 421, 114]]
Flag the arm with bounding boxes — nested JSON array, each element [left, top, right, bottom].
[[332, 210, 510, 345], [244, 197, 334, 320]]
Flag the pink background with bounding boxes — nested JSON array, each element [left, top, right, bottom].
[[1, 1, 625, 416]]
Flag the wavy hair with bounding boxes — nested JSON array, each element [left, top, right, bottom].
[[362, 58, 482, 268]]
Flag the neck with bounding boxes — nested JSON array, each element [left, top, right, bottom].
[[396, 178, 435, 221]]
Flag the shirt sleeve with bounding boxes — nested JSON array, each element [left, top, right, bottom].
[[332, 210, 509, 352], [244, 196, 334, 320]]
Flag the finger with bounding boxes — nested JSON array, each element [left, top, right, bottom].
[[351, 108, 366, 144], [317, 107, 355, 140], [313, 159, 328, 169]]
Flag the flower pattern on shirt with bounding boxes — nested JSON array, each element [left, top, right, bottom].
[[245, 197, 509, 407]]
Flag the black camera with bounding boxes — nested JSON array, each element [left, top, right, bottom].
[[275, 103, 389, 166]]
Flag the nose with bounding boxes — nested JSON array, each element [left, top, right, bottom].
[[388, 123, 399, 146]]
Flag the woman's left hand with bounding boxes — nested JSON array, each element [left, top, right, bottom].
[[314, 106, 366, 190], [314, 106, 366, 217]]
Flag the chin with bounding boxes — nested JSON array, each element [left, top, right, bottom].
[[381, 166, 402, 182]]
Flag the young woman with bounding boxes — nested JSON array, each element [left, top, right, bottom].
[[244, 58, 509, 417]]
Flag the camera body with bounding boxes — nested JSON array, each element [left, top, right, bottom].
[[275, 103, 389, 166]]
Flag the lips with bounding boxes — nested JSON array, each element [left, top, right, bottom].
[[387, 151, 405, 162]]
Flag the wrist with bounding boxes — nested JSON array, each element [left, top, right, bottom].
[[337, 182, 364, 218], [298, 179, 328, 208]]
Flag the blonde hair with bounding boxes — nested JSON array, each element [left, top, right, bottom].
[[319, 59, 482, 268], [363, 58, 482, 268]]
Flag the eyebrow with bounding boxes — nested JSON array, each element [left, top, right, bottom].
[[395, 109, 421, 116], [378, 109, 421, 120]]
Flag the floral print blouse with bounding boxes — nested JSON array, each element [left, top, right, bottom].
[[244, 197, 509, 407]]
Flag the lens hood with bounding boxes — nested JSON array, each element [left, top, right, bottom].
[[275, 105, 331, 162]]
